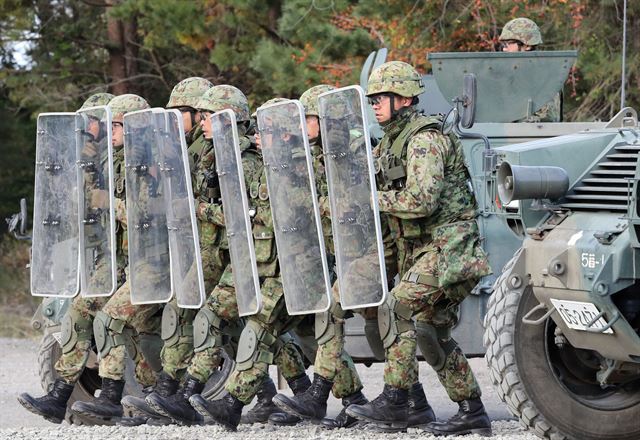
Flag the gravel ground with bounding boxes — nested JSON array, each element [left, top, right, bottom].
[[0, 337, 538, 439]]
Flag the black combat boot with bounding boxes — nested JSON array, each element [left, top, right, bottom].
[[424, 397, 492, 437], [272, 373, 332, 420], [145, 375, 204, 425], [17, 378, 74, 424], [268, 374, 311, 426], [190, 392, 245, 431], [119, 372, 179, 426], [70, 378, 125, 425], [346, 384, 408, 431], [407, 382, 436, 428], [239, 376, 278, 424], [321, 390, 368, 429]]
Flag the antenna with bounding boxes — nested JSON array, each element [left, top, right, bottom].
[[620, 0, 627, 109]]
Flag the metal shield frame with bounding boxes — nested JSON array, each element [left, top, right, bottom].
[[31, 112, 81, 297], [75, 106, 118, 297], [256, 99, 332, 315], [318, 85, 388, 309], [160, 109, 205, 309], [123, 108, 173, 304], [210, 109, 262, 316]]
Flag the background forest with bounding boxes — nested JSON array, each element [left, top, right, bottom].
[[0, 0, 638, 334]]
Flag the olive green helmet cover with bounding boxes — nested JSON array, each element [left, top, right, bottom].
[[499, 17, 543, 46], [108, 94, 150, 123], [366, 61, 424, 98], [167, 77, 214, 109], [252, 97, 289, 118], [196, 84, 250, 122], [80, 93, 115, 110], [300, 85, 336, 117]]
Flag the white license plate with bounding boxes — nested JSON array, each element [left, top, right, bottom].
[[550, 299, 614, 334]]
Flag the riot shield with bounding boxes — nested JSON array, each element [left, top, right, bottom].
[[31, 113, 80, 297], [76, 106, 117, 297], [158, 110, 205, 308], [318, 85, 388, 310], [123, 108, 172, 304], [210, 109, 261, 316], [256, 100, 331, 315]]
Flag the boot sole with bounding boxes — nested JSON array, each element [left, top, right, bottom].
[[145, 397, 201, 426], [17, 395, 64, 424], [271, 395, 323, 422], [345, 407, 407, 431], [69, 407, 121, 426], [121, 398, 167, 421], [425, 427, 493, 437], [189, 396, 237, 432]]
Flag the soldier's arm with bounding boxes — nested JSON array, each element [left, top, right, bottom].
[[196, 200, 225, 226], [377, 130, 446, 218]]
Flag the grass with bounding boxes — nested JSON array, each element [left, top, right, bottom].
[[0, 237, 39, 338]]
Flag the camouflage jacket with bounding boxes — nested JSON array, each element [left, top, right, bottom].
[[112, 147, 128, 271]]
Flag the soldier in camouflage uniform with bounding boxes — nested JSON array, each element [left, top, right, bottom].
[[18, 93, 161, 424], [66, 94, 168, 424], [499, 17, 561, 122], [342, 61, 493, 436], [146, 88, 309, 427], [119, 77, 215, 426]]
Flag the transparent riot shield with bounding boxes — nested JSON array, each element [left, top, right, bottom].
[[256, 100, 331, 315], [158, 110, 205, 308], [210, 110, 261, 316], [123, 108, 172, 304], [31, 113, 80, 297], [75, 106, 117, 297], [318, 85, 388, 310]]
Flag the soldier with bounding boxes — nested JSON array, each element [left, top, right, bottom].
[[17, 93, 160, 424], [67, 94, 167, 424], [499, 17, 561, 122], [145, 88, 309, 426], [120, 77, 214, 426], [341, 61, 493, 437]]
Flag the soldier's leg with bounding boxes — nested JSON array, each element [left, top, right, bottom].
[[17, 296, 107, 423]]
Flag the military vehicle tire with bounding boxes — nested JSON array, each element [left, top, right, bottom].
[[484, 262, 640, 440], [37, 328, 143, 425]]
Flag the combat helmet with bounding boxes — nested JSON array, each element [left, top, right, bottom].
[[252, 97, 289, 119], [499, 18, 543, 46], [80, 93, 115, 110], [366, 61, 424, 98], [166, 77, 213, 109], [196, 85, 250, 122], [108, 94, 150, 123], [300, 85, 335, 117]]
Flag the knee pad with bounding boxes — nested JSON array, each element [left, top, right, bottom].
[[364, 318, 385, 361], [193, 308, 224, 353], [416, 322, 456, 372], [161, 304, 194, 348], [378, 298, 415, 349], [137, 332, 164, 373], [315, 310, 343, 345], [60, 312, 93, 355], [235, 320, 278, 372], [93, 311, 127, 358]]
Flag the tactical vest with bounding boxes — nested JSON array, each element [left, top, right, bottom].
[[375, 114, 473, 242]]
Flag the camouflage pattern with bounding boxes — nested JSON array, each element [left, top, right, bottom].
[[251, 97, 289, 119], [196, 85, 250, 121], [366, 61, 424, 98], [522, 93, 561, 123], [166, 77, 213, 109], [499, 17, 543, 46], [300, 85, 335, 117], [109, 94, 150, 123], [80, 93, 115, 110]]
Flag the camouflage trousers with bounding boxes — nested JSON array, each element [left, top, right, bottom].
[[98, 279, 162, 382], [55, 295, 157, 387], [187, 268, 306, 394], [160, 245, 226, 380], [225, 276, 308, 404], [383, 243, 481, 402]]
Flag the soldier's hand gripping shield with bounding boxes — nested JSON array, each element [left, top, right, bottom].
[[257, 100, 332, 315], [31, 113, 80, 297], [123, 108, 172, 304], [158, 109, 205, 308], [318, 85, 388, 309], [75, 106, 117, 297], [210, 109, 261, 316]]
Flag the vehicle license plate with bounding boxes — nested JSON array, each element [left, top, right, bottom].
[[550, 299, 614, 334]]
